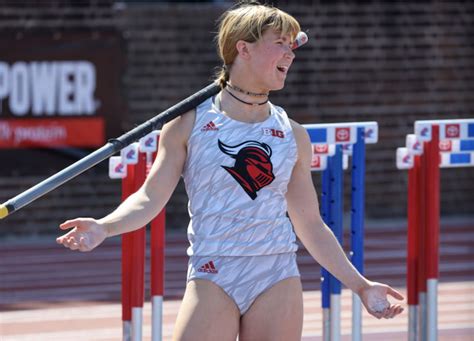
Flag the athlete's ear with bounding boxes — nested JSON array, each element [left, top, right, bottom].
[[236, 40, 251, 60]]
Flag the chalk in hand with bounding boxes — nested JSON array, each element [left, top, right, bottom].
[[370, 299, 390, 313]]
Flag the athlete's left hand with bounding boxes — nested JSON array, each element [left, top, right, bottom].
[[358, 281, 405, 319]]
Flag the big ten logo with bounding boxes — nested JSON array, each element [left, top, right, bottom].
[[335, 127, 350, 142], [0, 61, 98, 116], [313, 144, 328, 154], [439, 140, 452, 152], [262, 128, 284, 138], [445, 124, 460, 138]]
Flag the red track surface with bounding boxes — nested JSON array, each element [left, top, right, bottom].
[[1, 223, 473, 340]]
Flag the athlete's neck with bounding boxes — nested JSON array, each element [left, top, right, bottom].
[[216, 91, 271, 124]]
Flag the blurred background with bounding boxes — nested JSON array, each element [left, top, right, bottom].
[[0, 1, 473, 340], [0, 0, 473, 237]]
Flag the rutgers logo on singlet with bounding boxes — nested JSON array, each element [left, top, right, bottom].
[[218, 140, 275, 200]]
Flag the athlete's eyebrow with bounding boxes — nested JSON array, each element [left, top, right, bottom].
[[278, 35, 294, 46]]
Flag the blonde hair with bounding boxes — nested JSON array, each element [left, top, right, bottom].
[[215, 2, 301, 88]]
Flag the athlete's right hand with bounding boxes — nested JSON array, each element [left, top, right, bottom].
[[56, 218, 108, 252]]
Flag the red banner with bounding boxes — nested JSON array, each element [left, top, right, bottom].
[[0, 118, 104, 148]]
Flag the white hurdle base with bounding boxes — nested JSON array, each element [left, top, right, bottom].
[[123, 320, 132, 341], [352, 293, 362, 341], [408, 305, 418, 341], [419, 292, 427, 341], [152, 295, 163, 341], [322, 307, 330, 341], [330, 294, 341, 341], [132, 307, 143, 341], [427, 279, 438, 341]]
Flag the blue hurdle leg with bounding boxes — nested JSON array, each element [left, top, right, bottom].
[[321, 167, 331, 341], [329, 146, 344, 341]]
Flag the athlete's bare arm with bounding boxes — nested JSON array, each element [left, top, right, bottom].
[[56, 110, 196, 251], [286, 119, 404, 319]]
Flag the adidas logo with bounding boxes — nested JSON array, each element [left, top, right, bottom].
[[197, 261, 218, 274], [201, 121, 219, 132]]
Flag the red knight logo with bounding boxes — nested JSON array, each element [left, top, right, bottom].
[[218, 140, 274, 200]]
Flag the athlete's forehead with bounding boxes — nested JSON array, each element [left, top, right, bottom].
[[262, 29, 293, 42]]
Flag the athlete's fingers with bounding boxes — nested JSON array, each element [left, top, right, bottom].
[[69, 241, 79, 250], [388, 307, 399, 318], [372, 311, 383, 319], [59, 237, 71, 248], [65, 236, 77, 248], [63, 238, 71, 248], [387, 286, 404, 300], [387, 304, 404, 318], [392, 305, 404, 316], [60, 219, 82, 230], [383, 305, 398, 319], [78, 237, 89, 252], [56, 227, 73, 242], [367, 304, 386, 319]]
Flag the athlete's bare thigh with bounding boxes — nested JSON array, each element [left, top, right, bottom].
[[239, 277, 303, 341], [172, 279, 240, 341]]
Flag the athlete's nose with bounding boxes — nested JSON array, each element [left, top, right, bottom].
[[285, 46, 295, 61]]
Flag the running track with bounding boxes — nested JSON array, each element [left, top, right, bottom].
[[1, 223, 473, 340]]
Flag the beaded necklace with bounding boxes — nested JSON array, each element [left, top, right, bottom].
[[224, 88, 269, 106], [226, 82, 269, 97]]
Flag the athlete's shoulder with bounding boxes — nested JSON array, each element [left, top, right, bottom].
[[161, 109, 196, 146], [270, 102, 289, 117], [195, 96, 214, 114], [288, 119, 312, 161], [289, 119, 309, 140]]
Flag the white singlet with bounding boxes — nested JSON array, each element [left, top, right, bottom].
[[182, 96, 298, 256]]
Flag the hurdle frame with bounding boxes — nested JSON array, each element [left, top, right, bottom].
[[397, 118, 474, 341], [304, 121, 378, 341], [109, 131, 166, 341]]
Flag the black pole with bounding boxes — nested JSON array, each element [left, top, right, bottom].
[[0, 82, 221, 219]]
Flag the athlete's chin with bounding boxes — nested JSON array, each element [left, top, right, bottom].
[[269, 81, 286, 91]]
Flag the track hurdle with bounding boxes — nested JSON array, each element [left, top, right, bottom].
[[304, 121, 378, 341], [109, 130, 165, 341], [140, 132, 166, 341], [396, 118, 474, 341]]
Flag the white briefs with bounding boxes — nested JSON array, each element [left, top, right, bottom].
[[187, 252, 300, 315]]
